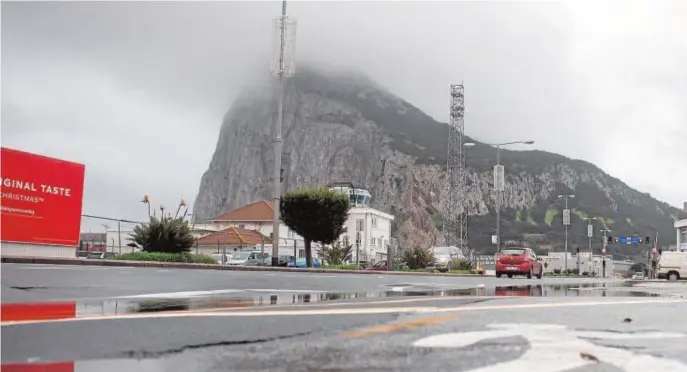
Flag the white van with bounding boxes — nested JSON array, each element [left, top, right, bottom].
[[656, 252, 687, 281]]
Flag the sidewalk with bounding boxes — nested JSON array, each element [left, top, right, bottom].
[[0, 256, 481, 277]]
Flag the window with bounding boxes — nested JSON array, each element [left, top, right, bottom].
[[357, 219, 365, 232], [372, 218, 377, 228], [298, 249, 305, 258], [238, 224, 245, 229], [371, 237, 376, 247], [680, 227, 687, 244], [287, 229, 296, 238]]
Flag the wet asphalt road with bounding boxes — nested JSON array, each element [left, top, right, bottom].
[[1, 263, 614, 303], [3, 264, 687, 371]]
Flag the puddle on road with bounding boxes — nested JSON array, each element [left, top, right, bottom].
[[71, 283, 661, 317], [2, 282, 663, 320]]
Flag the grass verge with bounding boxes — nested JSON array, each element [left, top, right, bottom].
[[114, 252, 218, 264]]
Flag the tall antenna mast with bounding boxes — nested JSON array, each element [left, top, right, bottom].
[[270, 0, 297, 265], [442, 84, 469, 257]]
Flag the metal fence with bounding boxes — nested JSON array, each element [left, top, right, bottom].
[[472, 255, 496, 270], [80, 214, 142, 255]]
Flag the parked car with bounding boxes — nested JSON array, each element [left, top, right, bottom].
[[287, 257, 321, 268], [631, 271, 645, 280], [426, 246, 462, 273], [366, 260, 388, 271], [244, 254, 272, 266], [495, 248, 543, 279], [278, 255, 295, 267], [227, 251, 270, 266]]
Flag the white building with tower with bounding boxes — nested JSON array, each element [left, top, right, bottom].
[[328, 183, 395, 264]]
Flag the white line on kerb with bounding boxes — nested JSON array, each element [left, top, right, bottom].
[[114, 289, 245, 299], [113, 288, 328, 299]]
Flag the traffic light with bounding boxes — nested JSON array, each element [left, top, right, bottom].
[[644, 236, 650, 244], [280, 168, 285, 182], [607, 236, 613, 244], [576, 247, 580, 254]]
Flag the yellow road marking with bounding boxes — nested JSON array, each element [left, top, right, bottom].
[[2, 298, 685, 326], [343, 314, 459, 339]]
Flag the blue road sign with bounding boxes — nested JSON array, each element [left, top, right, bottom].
[[619, 236, 627, 244], [631, 236, 639, 245]]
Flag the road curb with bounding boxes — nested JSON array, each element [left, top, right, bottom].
[[0, 256, 481, 277]]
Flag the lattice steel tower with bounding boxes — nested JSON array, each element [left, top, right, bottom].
[[442, 84, 469, 256]]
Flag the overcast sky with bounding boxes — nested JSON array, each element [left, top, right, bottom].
[[2, 0, 685, 230]]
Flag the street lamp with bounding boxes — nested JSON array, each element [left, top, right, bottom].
[[485, 140, 535, 253], [599, 228, 612, 278], [463, 142, 475, 258], [583, 216, 599, 273], [557, 194, 575, 272]]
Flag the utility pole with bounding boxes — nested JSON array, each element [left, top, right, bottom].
[[270, 0, 297, 266], [557, 194, 575, 272]]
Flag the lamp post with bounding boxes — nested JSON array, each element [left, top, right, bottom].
[[462, 142, 475, 259], [356, 231, 361, 267], [583, 217, 599, 274], [599, 228, 612, 278], [485, 140, 535, 254], [557, 194, 575, 272]]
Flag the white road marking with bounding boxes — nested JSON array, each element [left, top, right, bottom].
[[18, 265, 134, 270], [115, 289, 245, 299], [246, 289, 328, 293], [413, 323, 687, 372], [112, 288, 328, 299]]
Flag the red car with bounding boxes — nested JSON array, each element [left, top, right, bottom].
[[366, 260, 388, 271], [495, 248, 543, 279]]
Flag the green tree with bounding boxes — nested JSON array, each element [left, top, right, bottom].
[[318, 240, 354, 266], [281, 188, 351, 267], [129, 198, 194, 254]]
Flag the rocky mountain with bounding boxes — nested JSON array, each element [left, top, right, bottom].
[[193, 66, 682, 259]]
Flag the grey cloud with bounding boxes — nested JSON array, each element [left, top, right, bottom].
[[1, 0, 685, 220]]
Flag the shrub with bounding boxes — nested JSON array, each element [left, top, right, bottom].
[[400, 247, 435, 270], [452, 259, 474, 271], [553, 268, 561, 274], [318, 241, 354, 266], [114, 252, 218, 264]]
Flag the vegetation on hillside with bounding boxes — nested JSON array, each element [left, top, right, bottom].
[[280, 188, 351, 267]]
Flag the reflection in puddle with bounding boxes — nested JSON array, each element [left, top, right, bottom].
[[4, 283, 663, 321], [71, 283, 661, 317]]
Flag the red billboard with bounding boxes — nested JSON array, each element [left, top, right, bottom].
[[1, 147, 85, 246]]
